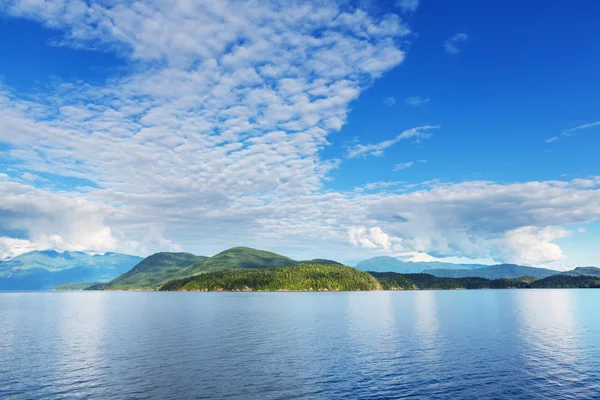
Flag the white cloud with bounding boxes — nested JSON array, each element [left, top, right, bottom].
[[396, 0, 420, 13], [347, 125, 439, 158], [394, 159, 426, 171], [394, 162, 414, 171], [1, 2, 600, 267], [444, 33, 469, 54], [405, 96, 430, 107], [497, 226, 570, 266], [383, 96, 396, 106], [348, 226, 391, 250], [545, 120, 600, 143]]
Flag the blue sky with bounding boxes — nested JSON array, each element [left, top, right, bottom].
[[0, 0, 599, 269]]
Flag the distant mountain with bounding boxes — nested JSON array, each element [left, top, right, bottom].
[[559, 267, 600, 277], [100, 252, 207, 290], [0, 251, 143, 290], [97, 247, 345, 290], [355, 256, 486, 274], [427, 264, 558, 279]]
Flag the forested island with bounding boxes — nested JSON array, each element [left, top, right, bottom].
[[4, 246, 599, 292]]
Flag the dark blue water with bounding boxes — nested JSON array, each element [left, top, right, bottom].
[[1, 290, 600, 399]]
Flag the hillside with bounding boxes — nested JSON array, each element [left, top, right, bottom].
[[0, 251, 142, 290], [160, 264, 381, 292], [529, 275, 600, 288], [370, 272, 600, 290], [371, 272, 534, 290], [355, 256, 486, 274], [427, 264, 558, 279], [559, 267, 600, 277], [99, 252, 206, 290], [173, 247, 300, 278]]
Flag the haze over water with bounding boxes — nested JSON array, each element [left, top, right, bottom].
[[2, 290, 600, 399]]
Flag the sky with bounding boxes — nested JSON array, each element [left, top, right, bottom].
[[0, 0, 599, 269]]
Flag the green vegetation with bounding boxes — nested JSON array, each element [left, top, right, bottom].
[[529, 275, 600, 288], [370, 272, 600, 290], [160, 264, 381, 292], [98, 252, 207, 290], [371, 273, 534, 290], [54, 282, 102, 290]]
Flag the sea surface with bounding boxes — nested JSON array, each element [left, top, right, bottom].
[[1, 290, 600, 399]]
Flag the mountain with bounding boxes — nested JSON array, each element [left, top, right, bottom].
[[174, 247, 300, 278], [355, 256, 486, 274], [160, 264, 381, 292], [98, 247, 345, 290], [559, 267, 600, 277], [99, 252, 207, 290], [427, 264, 558, 279], [0, 251, 143, 290]]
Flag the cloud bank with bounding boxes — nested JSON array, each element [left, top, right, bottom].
[[0, 1, 599, 268]]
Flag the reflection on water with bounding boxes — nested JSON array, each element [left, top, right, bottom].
[[1, 290, 600, 399], [513, 290, 591, 398]]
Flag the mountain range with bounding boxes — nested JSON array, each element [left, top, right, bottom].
[[2, 248, 600, 292], [425, 264, 559, 280], [354, 256, 486, 274], [0, 251, 143, 290]]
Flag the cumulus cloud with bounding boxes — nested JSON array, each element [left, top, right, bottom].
[[348, 226, 392, 250], [444, 33, 469, 54], [347, 125, 439, 158], [0, 0, 409, 259]]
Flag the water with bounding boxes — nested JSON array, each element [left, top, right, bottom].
[[1, 290, 600, 399]]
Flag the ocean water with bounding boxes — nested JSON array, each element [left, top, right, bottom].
[[1, 290, 599, 399]]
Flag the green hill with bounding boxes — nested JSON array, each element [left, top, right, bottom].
[[98, 247, 339, 290], [99, 252, 207, 290], [427, 264, 558, 279], [173, 247, 300, 278], [160, 264, 381, 292]]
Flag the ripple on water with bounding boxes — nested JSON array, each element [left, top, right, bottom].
[[0, 290, 599, 399]]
